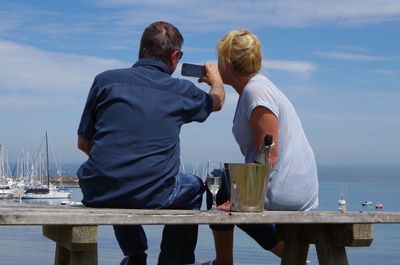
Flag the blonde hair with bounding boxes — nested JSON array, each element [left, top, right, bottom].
[[217, 29, 262, 78]]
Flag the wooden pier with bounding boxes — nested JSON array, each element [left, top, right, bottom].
[[1, 202, 400, 265]]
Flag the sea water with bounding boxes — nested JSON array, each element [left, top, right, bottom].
[[0, 165, 399, 265]]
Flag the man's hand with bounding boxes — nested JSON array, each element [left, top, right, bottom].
[[200, 63, 222, 87], [77, 137, 91, 156]]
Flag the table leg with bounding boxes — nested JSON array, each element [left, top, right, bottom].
[[279, 225, 310, 265], [43, 225, 98, 265]]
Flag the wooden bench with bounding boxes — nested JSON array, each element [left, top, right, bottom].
[[1, 202, 400, 265]]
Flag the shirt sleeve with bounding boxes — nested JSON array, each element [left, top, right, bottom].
[[181, 83, 213, 123], [244, 80, 279, 120], [77, 77, 100, 139]]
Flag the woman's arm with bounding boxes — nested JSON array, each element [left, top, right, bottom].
[[249, 106, 279, 167]]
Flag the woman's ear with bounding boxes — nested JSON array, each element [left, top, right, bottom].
[[225, 60, 230, 72], [218, 59, 229, 73]]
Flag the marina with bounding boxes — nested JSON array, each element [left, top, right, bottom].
[[0, 133, 73, 201]]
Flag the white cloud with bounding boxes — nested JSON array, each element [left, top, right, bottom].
[[92, 0, 400, 29], [315, 51, 395, 61], [307, 111, 400, 125], [362, 91, 400, 104], [0, 40, 128, 109], [263, 60, 318, 76], [373, 69, 400, 76], [2, 0, 400, 45]]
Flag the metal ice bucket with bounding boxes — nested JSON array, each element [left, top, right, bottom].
[[224, 163, 269, 212]]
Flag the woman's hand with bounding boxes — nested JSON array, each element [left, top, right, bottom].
[[217, 200, 231, 211]]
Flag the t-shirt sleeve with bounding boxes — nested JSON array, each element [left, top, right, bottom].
[[244, 81, 279, 120], [77, 77, 100, 139]]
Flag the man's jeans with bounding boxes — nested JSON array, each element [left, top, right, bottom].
[[114, 172, 205, 265]]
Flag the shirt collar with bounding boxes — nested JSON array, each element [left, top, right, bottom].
[[132, 58, 170, 74]]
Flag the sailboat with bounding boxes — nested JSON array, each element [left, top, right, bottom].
[[338, 176, 347, 212], [20, 132, 71, 199], [338, 194, 347, 212], [0, 145, 14, 199]]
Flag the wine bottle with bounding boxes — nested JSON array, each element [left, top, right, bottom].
[[255, 134, 274, 165]]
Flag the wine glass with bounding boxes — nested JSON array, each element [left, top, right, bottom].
[[207, 161, 222, 212]]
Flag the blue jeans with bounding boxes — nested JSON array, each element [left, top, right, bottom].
[[206, 169, 278, 250], [114, 172, 205, 265]]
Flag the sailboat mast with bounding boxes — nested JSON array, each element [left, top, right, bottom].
[[45, 131, 50, 188]]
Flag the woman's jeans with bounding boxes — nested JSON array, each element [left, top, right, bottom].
[[114, 172, 205, 265], [206, 169, 278, 250]]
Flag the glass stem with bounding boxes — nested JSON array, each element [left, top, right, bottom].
[[212, 194, 217, 209]]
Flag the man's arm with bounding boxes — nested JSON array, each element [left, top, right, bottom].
[[77, 136, 91, 156], [201, 63, 225, 112], [209, 83, 225, 112]]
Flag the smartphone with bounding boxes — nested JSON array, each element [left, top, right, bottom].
[[181, 63, 206, 78]]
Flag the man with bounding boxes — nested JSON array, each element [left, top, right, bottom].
[[77, 21, 225, 265]]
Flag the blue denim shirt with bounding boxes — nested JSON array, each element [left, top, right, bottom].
[[77, 58, 212, 208]]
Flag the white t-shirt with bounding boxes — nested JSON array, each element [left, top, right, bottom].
[[232, 74, 319, 211]]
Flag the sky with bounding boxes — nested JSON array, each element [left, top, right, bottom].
[[0, 0, 399, 168]]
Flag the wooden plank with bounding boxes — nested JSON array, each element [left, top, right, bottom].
[[43, 225, 98, 265], [1, 203, 400, 225]]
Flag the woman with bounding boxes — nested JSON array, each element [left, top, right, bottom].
[[205, 30, 319, 265]]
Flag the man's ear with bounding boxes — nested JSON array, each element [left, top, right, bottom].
[[167, 50, 181, 74]]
